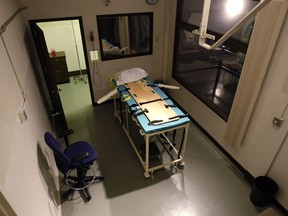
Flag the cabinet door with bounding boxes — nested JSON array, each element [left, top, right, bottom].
[[56, 57, 69, 83], [50, 57, 69, 84]]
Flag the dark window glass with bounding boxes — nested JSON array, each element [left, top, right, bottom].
[[97, 13, 153, 61], [173, 0, 258, 120]]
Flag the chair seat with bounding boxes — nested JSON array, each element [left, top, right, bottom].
[[44, 131, 103, 202], [64, 141, 98, 168]]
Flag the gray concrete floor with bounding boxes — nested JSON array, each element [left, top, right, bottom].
[[57, 77, 279, 216]]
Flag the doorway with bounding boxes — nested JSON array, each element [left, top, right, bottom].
[[30, 17, 94, 134]]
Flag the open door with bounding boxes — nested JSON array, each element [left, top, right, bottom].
[[29, 21, 68, 135]]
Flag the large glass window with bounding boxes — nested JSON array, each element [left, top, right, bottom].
[[172, 0, 258, 120], [97, 13, 153, 61]]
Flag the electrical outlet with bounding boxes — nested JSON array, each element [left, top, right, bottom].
[[272, 116, 284, 128]]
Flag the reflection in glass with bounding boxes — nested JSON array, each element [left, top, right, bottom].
[[180, 0, 258, 43], [97, 13, 153, 61], [173, 0, 257, 120]]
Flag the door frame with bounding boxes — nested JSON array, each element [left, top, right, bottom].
[[29, 20, 69, 135], [29, 17, 95, 133]]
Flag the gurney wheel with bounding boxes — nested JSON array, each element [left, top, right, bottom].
[[151, 172, 155, 180], [177, 162, 185, 170], [170, 164, 177, 173], [144, 172, 151, 179]]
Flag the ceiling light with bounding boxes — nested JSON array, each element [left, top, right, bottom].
[[225, 0, 244, 17]]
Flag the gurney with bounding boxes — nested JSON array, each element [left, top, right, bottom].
[[97, 68, 191, 178]]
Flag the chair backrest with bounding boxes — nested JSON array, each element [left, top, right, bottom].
[[44, 132, 71, 174]]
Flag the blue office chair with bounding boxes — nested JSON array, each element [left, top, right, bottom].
[[44, 132, 104, 202]]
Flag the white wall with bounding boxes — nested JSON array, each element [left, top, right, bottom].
[[38, 20, 87, 72], [268, 132, 288, 208], [18, 0, 166, 102], [0, 0, 61, 215], [238, 14, 288, 208]]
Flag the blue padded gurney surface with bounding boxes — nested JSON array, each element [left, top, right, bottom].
[[117, 79, 191, 134]]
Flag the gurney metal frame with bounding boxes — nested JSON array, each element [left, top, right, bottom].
[[113, 88, 190, 178]]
